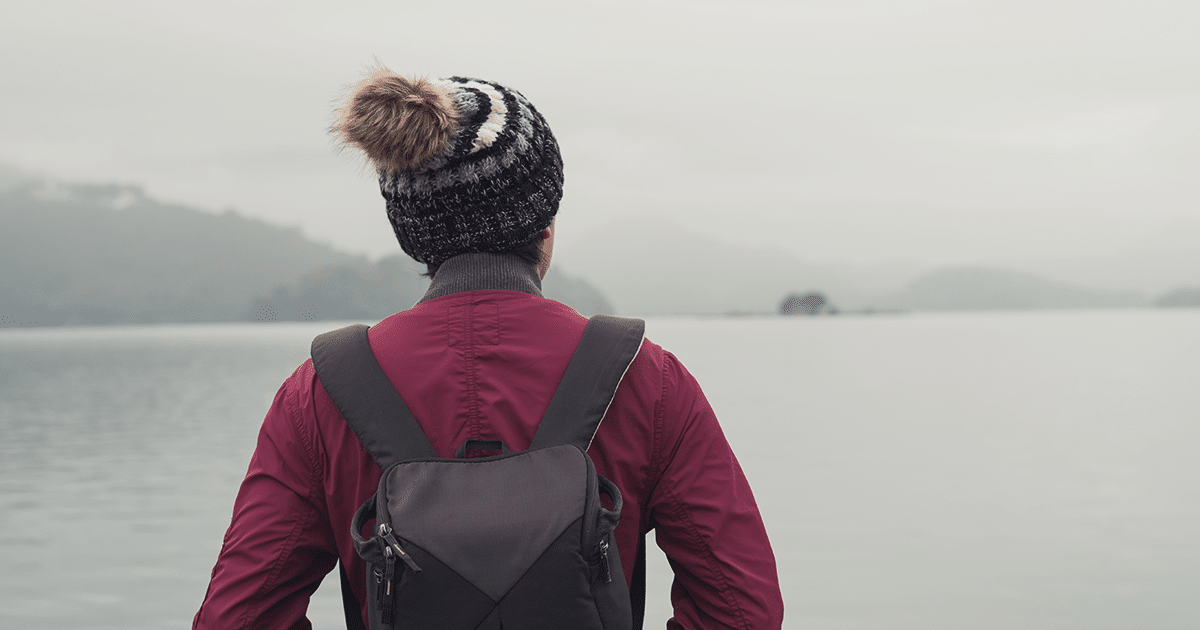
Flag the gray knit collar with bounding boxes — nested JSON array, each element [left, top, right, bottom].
[[418, 252, 543, 304]]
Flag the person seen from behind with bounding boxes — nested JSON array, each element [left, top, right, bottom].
[[193, 66, 784, 629]]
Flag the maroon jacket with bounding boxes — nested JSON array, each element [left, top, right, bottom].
[[194, 255, 783, 629]]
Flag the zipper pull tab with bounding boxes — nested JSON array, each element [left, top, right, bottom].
[[381, 547, 396, 625], [378, 523, 423, 573], [373, 565, 385, 605], [598, 539, 613, 584]]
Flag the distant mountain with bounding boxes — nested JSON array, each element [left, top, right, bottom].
[[881, 267, 1147, 311], [1009, 221, 1200, 294], [5, 168, 1183, 323], [0, 177, 355, 326], [541, 267, 614, 316], [0, 171, 616, 326], [555, 216, 1165, 315], [1154, 286, 1200, 308], [554, 217, 871, 315], [248, 256, 429, 322]]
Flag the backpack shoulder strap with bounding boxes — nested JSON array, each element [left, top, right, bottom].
[[311, 324, 437, 469], [529, 314, 646, 451]]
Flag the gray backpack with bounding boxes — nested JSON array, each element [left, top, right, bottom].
[[311, 315, 646, 630]]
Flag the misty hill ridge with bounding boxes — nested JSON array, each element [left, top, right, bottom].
[[558, 217, 1190, 315], [883, 267, 1146, 311], [556, 218, 872, 315], [0, 173, 612, 326], [3, 170, 1195, 325], [1008, 221, 1200, 295], [1, 178, 355, 325]]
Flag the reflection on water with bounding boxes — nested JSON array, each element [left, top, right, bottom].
[[1, 312, 1198, 629]]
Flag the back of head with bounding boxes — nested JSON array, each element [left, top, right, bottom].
[[334, 67, 563, 267]]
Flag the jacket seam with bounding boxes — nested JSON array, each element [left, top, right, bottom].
[[290, 375, 324, 489], [238, 381, 322, 629], [240, 502, 314, 629], [644, 353, 669, 530], [661, 477, 751, 630], [192, 553, 223, 628], [465, 297, 482, 439], [491, 301, 501, 346]]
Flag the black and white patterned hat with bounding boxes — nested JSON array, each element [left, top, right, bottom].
[[336, 71, 563, 266]]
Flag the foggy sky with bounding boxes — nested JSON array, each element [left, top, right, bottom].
[[2, 0, 1197, 266]]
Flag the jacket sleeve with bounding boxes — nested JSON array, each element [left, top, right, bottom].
[[649, 352, 784, 630], [193, 372, 339, 630]]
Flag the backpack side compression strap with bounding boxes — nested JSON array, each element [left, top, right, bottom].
[[529, 314, 646, 451], [311, 324, 437, 469]]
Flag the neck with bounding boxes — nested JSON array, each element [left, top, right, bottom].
[[418, 253, 543, 304]]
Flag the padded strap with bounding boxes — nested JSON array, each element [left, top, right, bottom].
[[529, 315, 645, 451], [311, 324, 437, 469]]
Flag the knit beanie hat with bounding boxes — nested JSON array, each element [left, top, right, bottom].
[[334, 67, 563, 266]]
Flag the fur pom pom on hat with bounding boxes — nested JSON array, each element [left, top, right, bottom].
[[334, 67, 563, 266]]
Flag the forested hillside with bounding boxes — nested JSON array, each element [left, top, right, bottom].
[[0, 177, 613, 326], [0, 180, 355, 326]]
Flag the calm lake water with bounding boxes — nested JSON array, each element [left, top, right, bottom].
[[1, 310, 1198, 629]]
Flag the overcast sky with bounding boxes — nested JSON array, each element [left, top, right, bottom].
[[2, 0, 1197, 266]]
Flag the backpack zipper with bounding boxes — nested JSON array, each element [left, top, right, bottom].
[[597, 539, 612, 583], [377, 523, 423, 573], [373, 565, 385, 605], [376, 523, 420, 626], [381, 547, 396, 625]]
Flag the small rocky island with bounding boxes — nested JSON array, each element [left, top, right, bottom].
[[780, 292, 837, 316]]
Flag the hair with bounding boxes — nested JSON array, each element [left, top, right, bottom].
[[332, 67, 460, 172], [421, 238, 546, 278]]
